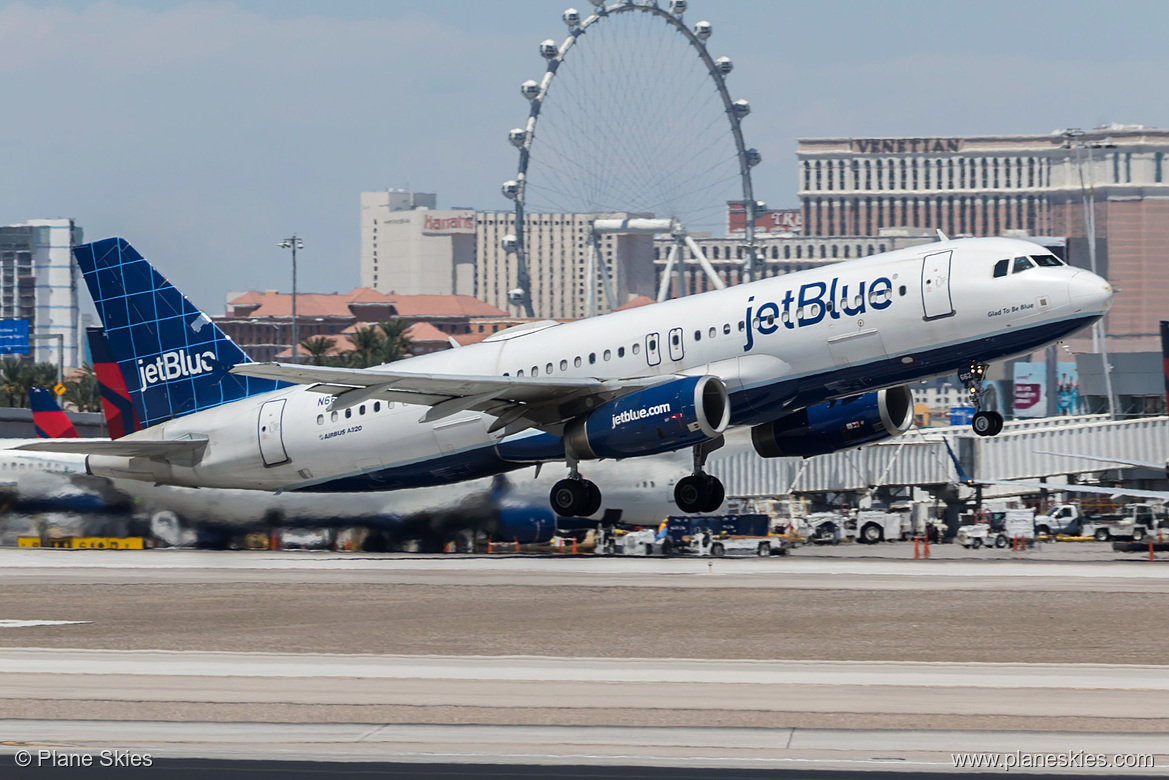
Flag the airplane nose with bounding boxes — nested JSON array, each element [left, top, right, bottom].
[[1067, 270, 1113, 314]]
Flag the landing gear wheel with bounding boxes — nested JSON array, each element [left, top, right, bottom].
[[550, 479, 599, 517], [582, 480, 602, 517], [972, 411, 1003, 437], [674, 475, 710, 514], [700, 475, 724, 514]]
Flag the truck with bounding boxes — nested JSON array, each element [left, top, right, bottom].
[[956, 509, 1036, 549], [666, 515, 789, 557], [855, 509, 910, 544], [1034, 503, 1161, 541]]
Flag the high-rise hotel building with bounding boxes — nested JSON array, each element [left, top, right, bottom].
[[797, 125, 1169, 350]]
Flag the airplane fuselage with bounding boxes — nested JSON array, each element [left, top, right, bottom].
[[86, 237, 1111, 493]]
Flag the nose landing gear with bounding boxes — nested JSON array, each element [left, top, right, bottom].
[[673, 438, 726, 514], [962, 361, 1003, 437]]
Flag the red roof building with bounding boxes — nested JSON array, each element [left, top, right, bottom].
[[216, 289, 506, 362]]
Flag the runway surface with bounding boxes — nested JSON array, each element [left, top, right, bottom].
[[1, 547, 1167, 774]]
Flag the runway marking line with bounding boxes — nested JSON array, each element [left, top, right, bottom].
[[0, 621, 92, 629]]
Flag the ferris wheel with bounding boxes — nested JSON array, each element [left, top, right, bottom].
[[500, 0, 763, 317]]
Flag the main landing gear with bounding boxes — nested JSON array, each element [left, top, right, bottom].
[[673, 439, 726, 514], [549, 456, 602, 518], [962, 361, 1003, 437]]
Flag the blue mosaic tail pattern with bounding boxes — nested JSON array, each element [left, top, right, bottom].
[[72, 238, 283, 429]]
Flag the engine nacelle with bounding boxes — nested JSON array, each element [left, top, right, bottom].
[[565, 375, 729, 460], [751, 385, 913, 458]]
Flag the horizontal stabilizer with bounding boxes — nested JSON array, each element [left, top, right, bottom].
[[16, 439, 208, 459]]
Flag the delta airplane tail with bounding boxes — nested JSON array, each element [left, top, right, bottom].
[[29, 387, 80, 439], [72, 238, 284, 429], [86, 326, 142, 439]]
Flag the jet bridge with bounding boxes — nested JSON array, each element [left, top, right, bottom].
[[708, 413, 1169, 498]]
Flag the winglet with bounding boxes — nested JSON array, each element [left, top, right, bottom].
[[936, 229, 949, 241]]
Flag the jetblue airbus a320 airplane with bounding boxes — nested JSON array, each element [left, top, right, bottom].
[[23, 236, 1112, 517]]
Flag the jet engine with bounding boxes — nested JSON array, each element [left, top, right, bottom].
[[751, 385, 913, 458], [564, 375, 729, 460]]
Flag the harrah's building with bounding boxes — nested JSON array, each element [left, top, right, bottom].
[[798, 126, 1169, 351]]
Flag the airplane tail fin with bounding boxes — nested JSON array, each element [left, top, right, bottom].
[[72, 238, 284, 429], [29, 387, 81, 439], [86, 326, 142, 439]]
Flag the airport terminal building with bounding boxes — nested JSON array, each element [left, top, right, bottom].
[[797, 125, 1169, 351]]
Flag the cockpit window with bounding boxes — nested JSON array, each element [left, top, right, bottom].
[[993, 259, 1009, 278], [1012, 256, 1035, 274], [1031, 254, 1063, 267]]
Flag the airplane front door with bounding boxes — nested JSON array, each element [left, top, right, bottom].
[[920, 250, 955, 320], [645, 333, 661, 366], [258, 399, 290, 467]]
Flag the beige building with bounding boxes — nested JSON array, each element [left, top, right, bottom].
[[476, 211, 657, 320], [797, 125, 1169, 350], [360, 190, 477, 297]]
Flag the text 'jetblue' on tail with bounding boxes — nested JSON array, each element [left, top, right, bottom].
[[72, 238, 283, 429]]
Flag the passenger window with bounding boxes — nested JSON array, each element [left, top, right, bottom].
[[993, 259, 1009, 278], [560, 359, 568, 371], [738, 321, 745, 331], [359, 405, 366, 415], [517, 369, 525, 377], [330, 411, 338, 423], [898, 285, 907, 296], [574, 356, 582, 367], [316, 414, 324, 425], [373, 402, 381, 412], [603, 349, 611, 361], [632, 343, 640, 355], [723, 324, 730, 335], [546, 362, 553, 374], [708, 327, 716, 339], [1012, 256, 1034, 274], [345, 408, 352, 419], [1031, 254, 1063, 267], [531, 366, 539, 376], [694, 330, 701, 341], [617, 347, 625, 358], [589, 353, 596, 364]]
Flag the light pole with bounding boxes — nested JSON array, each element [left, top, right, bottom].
[[1062, 129, 1118, 418], [278, 235, 303, 364]]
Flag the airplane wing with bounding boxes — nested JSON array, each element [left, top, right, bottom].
[[1035, 450, 1168, 472], [230, 362, 670, 434], [978, 479, 1169, 503], [14, 439, 208, 458]]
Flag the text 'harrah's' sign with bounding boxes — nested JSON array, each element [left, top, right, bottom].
[[421, 211, 476, 235], [727, 202, 802, 236]]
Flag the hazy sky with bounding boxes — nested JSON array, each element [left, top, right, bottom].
[[2, 0, 1167, 312]]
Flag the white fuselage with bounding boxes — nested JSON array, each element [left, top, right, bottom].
[[85, 238, 1112, 493]]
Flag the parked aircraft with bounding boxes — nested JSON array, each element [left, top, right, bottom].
[[22, 236, 1112, 516]]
